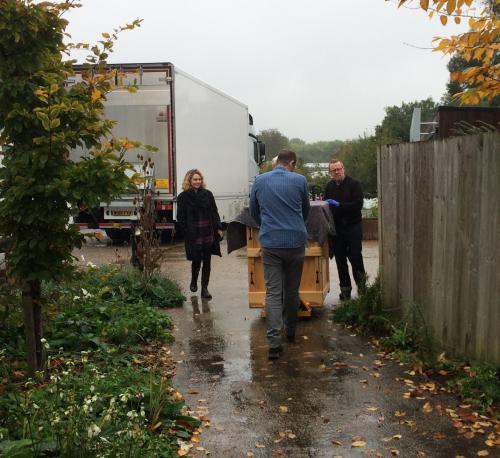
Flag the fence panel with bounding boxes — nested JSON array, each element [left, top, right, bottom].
[[378, 132, 500, 365]]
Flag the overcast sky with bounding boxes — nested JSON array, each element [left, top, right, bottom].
[[64, 0, 466, 143]]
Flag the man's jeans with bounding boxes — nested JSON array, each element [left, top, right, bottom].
[[262, 246, 306, 349]]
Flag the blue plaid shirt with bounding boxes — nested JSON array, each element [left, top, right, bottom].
[[249, 166, 310, 248]]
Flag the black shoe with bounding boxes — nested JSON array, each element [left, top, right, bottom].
[[286, 333, 296, 343], [190, 282, 197, 293], [268, 346, 283, 360], [339, 292, 351, 301], [201, 287, 212, 299]]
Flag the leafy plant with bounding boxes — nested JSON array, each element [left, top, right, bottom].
[[333, 275, 390, 334], [451, 364, 500, 412], [0, 360, 185, 457], [0, 0, 143, 374]]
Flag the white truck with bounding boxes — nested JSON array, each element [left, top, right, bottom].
[[70, 62, 265, 242]]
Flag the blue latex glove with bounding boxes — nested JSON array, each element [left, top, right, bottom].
[[326, 198, 340, 207]]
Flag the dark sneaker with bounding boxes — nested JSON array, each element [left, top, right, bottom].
[[190, 282, 197, 293], [268, 346, 283, 360]]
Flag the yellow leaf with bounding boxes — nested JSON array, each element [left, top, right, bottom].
[[446, 0, 457, 15], [331, 440, 343, 446], [454, 16, 461, 24], [352, 441, 367, 447], [440, 15, 448, 26], [477, 451, 489, 457], [423, 402, 433, 413], [420, 0, 429, 10], [102, 32, 110, 38], [279, 405, 288, 413], [91, 89, 101, 102]]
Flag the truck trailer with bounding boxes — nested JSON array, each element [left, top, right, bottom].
[[70, 62, 265, 242]]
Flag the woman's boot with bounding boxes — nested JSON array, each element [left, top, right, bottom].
[[201, 264, 212, 299], [190, 264, 200, 292]]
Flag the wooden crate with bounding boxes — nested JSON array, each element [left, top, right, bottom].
[[246, 227, 330, 317]]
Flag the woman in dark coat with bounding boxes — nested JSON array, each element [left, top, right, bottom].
[[176, 169, 222, 299]]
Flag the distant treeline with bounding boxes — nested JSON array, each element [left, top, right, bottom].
[[259, 97, 439, 197]]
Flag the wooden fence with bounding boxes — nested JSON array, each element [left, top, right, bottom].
[[378, 132, 500, 365]]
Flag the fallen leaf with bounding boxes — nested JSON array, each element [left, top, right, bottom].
[[255, 443, 265, 449], [395, 410, 406, 417], [288, 433, 296, 439], [331, 440, 343, 446], [367, 407, 379, 412], [279, 405, 288, 413], [246, 452, 254, 457], [423, 402, 433, 413], [417, 452, 426, 456], [272, 450, 285, 456], [391, 450, 400, 456], [465, 432, 475, 439], [393, 434, 402, 440], [477, 451, 489, 457], [351, 441, 367, 447]]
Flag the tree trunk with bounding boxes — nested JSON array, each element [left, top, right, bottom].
[[22, 280, 44, 376]]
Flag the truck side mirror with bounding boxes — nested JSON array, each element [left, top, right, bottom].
[[258, 142, 266, 165]]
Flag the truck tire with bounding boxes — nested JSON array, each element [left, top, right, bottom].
[[104, 228, 131, 245]]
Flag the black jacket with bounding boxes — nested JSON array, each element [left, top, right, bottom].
[[324, 176, 363, 228], [177, 188, 222, 260]]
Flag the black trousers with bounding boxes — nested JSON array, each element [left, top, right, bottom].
[[191, 248, 212, 287], [332, 222, 365, 290]]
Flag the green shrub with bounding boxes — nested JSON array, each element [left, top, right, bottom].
[[451, 364, 500, 412], [0, 358, 195, 457], [80, 265, 185, 309], [332, 275, 390, 334]]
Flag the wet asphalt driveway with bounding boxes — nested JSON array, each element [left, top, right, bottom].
[[77, 239, 499, 458]]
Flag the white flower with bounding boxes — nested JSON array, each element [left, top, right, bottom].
[[87, 424, 101, 438], [73, 295, 80, 301], [40, 338, 50, 349]]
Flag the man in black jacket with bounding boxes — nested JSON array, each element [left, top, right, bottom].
[[324, 160, 366, 300]]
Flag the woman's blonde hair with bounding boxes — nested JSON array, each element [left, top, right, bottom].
[[182, 169, 206, 191]]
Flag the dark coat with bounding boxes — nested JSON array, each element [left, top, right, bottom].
[[177, 188, 222, 260], [324, 175, 363, 228]]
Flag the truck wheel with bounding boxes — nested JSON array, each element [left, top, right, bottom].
[[104, 228, 131, 245]]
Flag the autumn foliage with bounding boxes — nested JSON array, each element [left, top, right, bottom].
[[394, 0, 500, 104]]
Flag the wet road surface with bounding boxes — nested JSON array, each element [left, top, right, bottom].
[[77, 239, 498, 458]]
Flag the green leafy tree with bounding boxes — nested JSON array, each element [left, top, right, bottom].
[[0, 0, 141, 374], [375, 98, 438, 143], [337, 135, 378, 198], [292, 140, 343, 163], [258, 128, 290, 159]]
